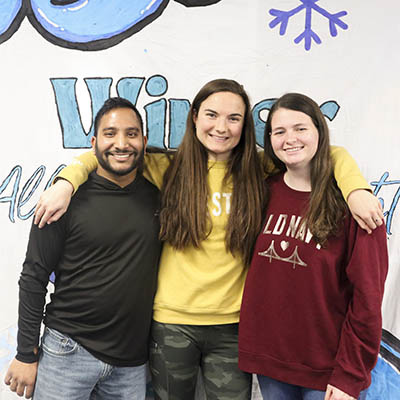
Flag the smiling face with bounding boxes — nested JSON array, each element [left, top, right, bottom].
[[193, 91, 245, 161], [270, 107, 319, 172], [91, 107, 147, 186]]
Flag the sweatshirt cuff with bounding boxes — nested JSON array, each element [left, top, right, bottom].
[[55, 172, 79, 195], [341, 177, 372, 202], [329, 368, 368, 399], [16, 351, 39, 364]]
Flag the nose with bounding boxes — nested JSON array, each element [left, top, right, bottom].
[[114, 133, 129, 149], [215, 117, 227, 133], [285, 129, 297, 143]]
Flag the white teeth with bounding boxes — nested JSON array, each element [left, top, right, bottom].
[[112, 154, 131, 159], [285, 147, 302, 152], [210, 134, 227, 142]]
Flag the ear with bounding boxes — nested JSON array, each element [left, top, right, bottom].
[[192, 109, 198, 125], [91, 136, 96, 154], [143, 135, 148, 152]]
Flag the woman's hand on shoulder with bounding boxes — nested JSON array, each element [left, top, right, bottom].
[[347, 189, 384, 234], [324, 384, 356, 400], [34, 179, 74, 228]]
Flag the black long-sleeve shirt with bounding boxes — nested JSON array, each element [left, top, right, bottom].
[[17, 172, 161, 366]]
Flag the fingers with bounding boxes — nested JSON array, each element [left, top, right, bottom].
[[324, 387, 332, 400], [5, 360, 37, 398], [8, 377, 17, 393], [371, 215, 384, 228], [370, 203, 384, 228], [6, 374, 35, 398], [33, 180, 73, 227], [351, 211, 385, 234], [25, 383, 35, 399], [364, 216, 379, 232], [16, 380, 27, 397], [34, 200, 63, 228], [359, 216, 383, 232], [329, 395, 355, 400], [33, 204, 45, 226], [347, 189, 386, 232], [4, 370, 12, 385], [326, 384, 356, 400], [37, 208, 55, 229], [8, 376, 23, 396], [376, 207, 384, 223], [352, 215, 372, 234], [47, 209, 66, 225], [375, 218, 383, 227]]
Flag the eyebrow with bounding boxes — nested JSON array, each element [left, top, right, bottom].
[[102, 126, 141, 132], [204, 108, 243, 117], [272, 122, 307, 131]]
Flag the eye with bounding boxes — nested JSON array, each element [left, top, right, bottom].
[[229, 116, 241, 123], [205, 112, 217, 118], [272, 130, 284, 136], [127, 131, 139, 138]]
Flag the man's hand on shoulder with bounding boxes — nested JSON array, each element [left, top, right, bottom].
[[4, 358, 38, 398]]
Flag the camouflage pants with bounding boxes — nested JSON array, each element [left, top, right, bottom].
[[149, 321, 251, 400]]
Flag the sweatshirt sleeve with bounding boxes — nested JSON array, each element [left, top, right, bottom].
[[56, 151, 98, 194], [56, 151, 171, 192], [142, 153, 171, 189], [328, 222, 388, 398], [331, 146, 371, 200], [16, 220, 67, 363]]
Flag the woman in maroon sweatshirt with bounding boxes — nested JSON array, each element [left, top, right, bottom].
[[238, 93, 388, 400]]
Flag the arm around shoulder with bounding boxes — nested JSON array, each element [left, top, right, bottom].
[[34, 150, 97, 228], [143, 152, 172, 189], [58, 150, 98, 193], [330, 146, 370, 199], [331, 146, 384, 232]]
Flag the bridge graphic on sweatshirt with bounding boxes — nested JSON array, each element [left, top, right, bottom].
[[258, 240, 307, 269]]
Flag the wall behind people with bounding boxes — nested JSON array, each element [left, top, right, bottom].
[[0, 1, 399, 399]]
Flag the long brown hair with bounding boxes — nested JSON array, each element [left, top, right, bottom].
[[264, 93, 347, 245], [160, 79, 266, 265]]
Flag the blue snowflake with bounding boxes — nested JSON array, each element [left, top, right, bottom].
[[269, 0, 348, 51]]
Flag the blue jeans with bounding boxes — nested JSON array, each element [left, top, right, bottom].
[[257, 375, 368, 400], [33, 327, 146, 400]]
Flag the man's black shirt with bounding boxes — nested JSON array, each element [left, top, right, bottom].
[[17, 172, 161, 366]]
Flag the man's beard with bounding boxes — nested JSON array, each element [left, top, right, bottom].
[[95, 144, 145, 177]]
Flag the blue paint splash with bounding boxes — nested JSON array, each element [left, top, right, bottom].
[[0, 0, 221, 50]]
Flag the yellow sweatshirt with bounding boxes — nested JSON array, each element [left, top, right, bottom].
[[57, 147, 370, 324]]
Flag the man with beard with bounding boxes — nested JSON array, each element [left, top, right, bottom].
[[5, 98, 162, 400]]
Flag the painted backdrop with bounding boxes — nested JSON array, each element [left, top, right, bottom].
[[0, 1, 399, 399]]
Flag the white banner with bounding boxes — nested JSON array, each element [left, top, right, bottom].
[[0, 1, 398, 398]]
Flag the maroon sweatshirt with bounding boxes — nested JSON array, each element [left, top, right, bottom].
[[239, 174, 388, 398]]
